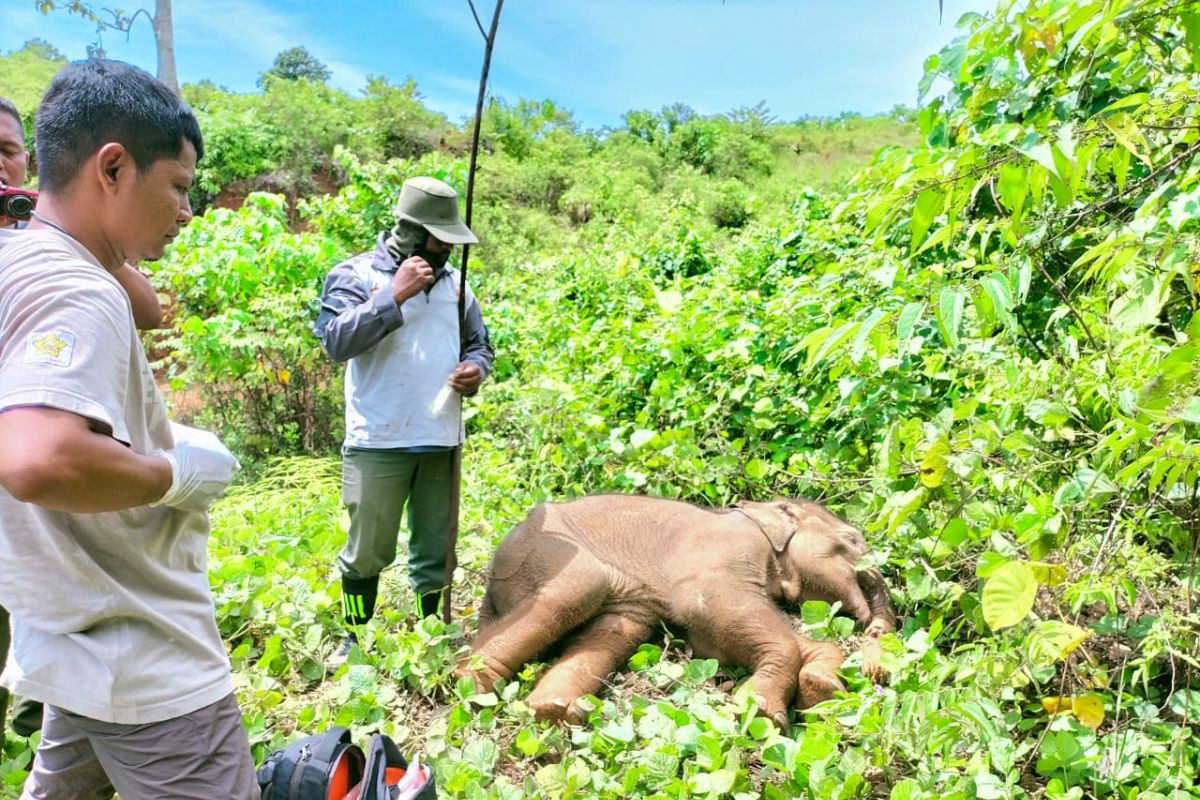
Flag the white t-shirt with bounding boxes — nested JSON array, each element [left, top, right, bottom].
[[0, 227, 233, 724]]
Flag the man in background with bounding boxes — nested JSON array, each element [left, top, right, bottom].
[[0, 64, 254, 798], [315, 176, 493, 668]]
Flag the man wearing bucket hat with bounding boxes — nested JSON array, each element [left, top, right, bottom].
[[315, 176, 493, 667]]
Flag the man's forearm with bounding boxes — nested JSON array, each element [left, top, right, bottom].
[[0, 408, 172, 513]]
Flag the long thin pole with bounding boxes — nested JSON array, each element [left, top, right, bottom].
[[443, 0, 504, 625]]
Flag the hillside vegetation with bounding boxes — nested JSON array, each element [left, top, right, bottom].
[[2, 0, 1199, 797]]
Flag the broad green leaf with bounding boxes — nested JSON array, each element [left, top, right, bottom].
[[981, 274, 1017, 330], [1174, 396, 1200, 423], [1098, 92, 1149, 114], [998, 161, 1029, 220], [630, 429, 656, 448], [885, 487, 928, 534], [600, 720, 636, 743], [745, 458, 771, 480], [936, 286, 966, 349], [851, 308, 889, 360], [535, 764, 567, 795], [809, 320, 859, 368], [1168, 688, 1200, 718], [462, 738, 499, 774], [916, 222, 957, 254], [1166, 187, 1200, 231], [1028, 620, 1092, 665], [1017, 138, 1060, 177], [1112, 145, 1130, 191], [910, 189, 943, 252], [1182, 12, 1200, 70], [1111, 276, 1169, 332], [982, 561, 1036, 630], [1013, 258, 1032, 302], [896, 301, 924, 355]]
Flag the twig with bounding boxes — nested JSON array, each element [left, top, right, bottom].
[[465, 0, 487, 40]]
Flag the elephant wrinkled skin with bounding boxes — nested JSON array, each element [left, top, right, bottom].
[[459, 495, 896, 729]]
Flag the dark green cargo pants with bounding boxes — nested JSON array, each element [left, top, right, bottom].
[[337, 448, 454, 620]]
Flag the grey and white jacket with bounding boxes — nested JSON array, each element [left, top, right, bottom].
[[314, 233, 493, 449]]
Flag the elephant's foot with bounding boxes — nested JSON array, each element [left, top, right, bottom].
[[454, 654, 511, 693], [795, 670, 844, 709], [746, 683, 794, 735], [858, 618, 890, 684], [860, 638, 886, 684], [527, 694, 586, 725]]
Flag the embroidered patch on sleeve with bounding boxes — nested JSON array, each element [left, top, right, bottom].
[[25, 331, 77, 366]]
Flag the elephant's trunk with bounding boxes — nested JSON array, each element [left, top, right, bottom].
[[855, 568, 896, 684]]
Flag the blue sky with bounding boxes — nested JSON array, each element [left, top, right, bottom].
[[2, 0, 995, 129]]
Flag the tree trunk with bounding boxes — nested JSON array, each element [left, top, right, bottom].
[[154, 0, 179, 96]]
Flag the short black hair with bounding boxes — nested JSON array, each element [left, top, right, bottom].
[[35, 60, 203, 192], [0, 97, 22, 138]]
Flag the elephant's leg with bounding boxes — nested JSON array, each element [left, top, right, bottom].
[[462, 557, 612, 692], [685, 600, 802, 731], [526, 613, 654, 724], [794, 635, 846, 709]]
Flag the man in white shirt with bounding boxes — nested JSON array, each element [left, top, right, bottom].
[[315, 177, 493, 666], [0, 61, 255, 799]]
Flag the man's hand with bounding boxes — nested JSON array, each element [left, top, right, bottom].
[[448, 361, 483, 395], [390, 254, 435, 304], [152, 421, 240, 513]]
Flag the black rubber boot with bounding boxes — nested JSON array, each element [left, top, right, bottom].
[[418, 591, 441, 619], [341, 574, 379, 626]]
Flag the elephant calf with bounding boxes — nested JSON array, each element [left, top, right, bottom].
[[459, 495, 895, 729]]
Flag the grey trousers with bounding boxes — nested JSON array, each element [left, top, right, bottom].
[[20, 693, 256, 800], [338, 448, 454, 596]]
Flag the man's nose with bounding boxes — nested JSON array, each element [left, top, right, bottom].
[[178, 196, 193, 226]]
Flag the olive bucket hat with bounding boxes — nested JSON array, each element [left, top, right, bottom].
[[394, 176, 478, 245]]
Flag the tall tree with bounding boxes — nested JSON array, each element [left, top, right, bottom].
[[152, 0, 177, 95], [259, 47, 332, 86], [35, 0, 179, 95]]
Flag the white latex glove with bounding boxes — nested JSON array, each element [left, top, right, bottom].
[[151, 421, 240, 512]]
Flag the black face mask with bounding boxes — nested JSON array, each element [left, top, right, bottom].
[[414, 245, 451, 271]]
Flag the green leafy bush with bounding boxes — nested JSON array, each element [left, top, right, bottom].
[[151, 193, 346, 460]]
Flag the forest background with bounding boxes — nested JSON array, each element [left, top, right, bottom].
[[2, 0, 1200, 797]]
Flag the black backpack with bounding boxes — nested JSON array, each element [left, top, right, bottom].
[[257, 726, 435, 800], [258, 726, 365, 800], [353, 732, 436, 800]]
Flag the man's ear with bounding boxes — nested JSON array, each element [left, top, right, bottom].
[[94, 143, 130, 195]]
